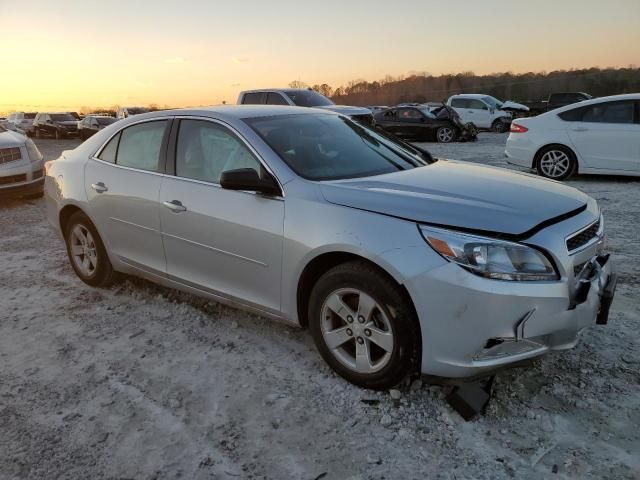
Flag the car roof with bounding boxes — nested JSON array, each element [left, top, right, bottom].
[[117, 105, 337, 122], [240, 88, 310, 94], [451, 94, 489, 99], [544, 93, 640, 115]]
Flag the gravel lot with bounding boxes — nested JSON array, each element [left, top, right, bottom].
[[1, 134, 638, 480]]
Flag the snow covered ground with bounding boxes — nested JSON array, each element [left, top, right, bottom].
[[1, 135, 638, 479]]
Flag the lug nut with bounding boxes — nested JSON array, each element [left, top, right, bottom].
[[358, 316, 365, 324], [346, 328, 353, 336], [357, 337, 364, 344], [347, 316, 354, 323], [364, 329, 371, 337]]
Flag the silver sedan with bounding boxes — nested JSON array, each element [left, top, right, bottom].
[[44, 106, 616, 389]]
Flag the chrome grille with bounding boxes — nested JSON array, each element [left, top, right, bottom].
[[566, 219, 600, 253], [0, 174, 27, 185], [0, 147, 21, 165]]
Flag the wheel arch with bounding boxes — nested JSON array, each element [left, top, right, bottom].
[[532, 143, 579, 172], [296, 251, 418, 331], [59, 204, 85, 239]]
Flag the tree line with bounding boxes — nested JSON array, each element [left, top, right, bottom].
[[293, 67, 640, 106]]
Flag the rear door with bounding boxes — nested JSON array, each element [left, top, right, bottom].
[[564, 100, 640, 172], [158, 118, 284, 312], [85, 119, 171, 272]]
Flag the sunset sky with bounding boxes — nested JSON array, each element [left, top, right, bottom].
[[1, 0, 639, 114]]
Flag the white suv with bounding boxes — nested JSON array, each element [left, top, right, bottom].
[[7, 112, 37, 136], [447, 94, 512, 132], [0, 124, 45, 199]]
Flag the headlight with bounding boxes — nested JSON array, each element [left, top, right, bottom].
[[420, 226, 558, 281], [25, 138, 43, 163]]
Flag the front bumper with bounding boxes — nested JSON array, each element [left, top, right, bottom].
[[406, 248, 615, 378], [0, 176, 44, 199]]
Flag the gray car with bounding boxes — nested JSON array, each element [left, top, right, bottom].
[[44, 106, 616, 389]]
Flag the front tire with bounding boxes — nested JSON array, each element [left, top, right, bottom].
[[436, 126, 456, 143], [308, 261, 420, 390], [536, 145, 577, 180], [64, 211, 116, 287]]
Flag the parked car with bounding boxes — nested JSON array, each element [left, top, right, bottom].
[[506, 94, 640, 180], [116, 107, 151, 119], [0, 124, 45, 199], [524, 92, 593, 116], [0, 118, 25, 135], [77, 115, 117, 140], [237, 88, 374, 125], [447, 94, 513, 132], [33, 112, 79, 139], [374, 105, 462, 143], [45, 106, 615, 389], [7, 112, 37, 136]]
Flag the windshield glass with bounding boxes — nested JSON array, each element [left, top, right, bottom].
[[96, 117, 116, 126], [0, 125, 6, 133], [417, 106, 436, 118], [51, 113, 76, 122], [284, 90, 334, 107], [24, 113, 37, 119], [482, 96, 503, 108], [246, 113, 427, 181]]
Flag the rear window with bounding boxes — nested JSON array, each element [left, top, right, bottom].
[[284, 90, 334, 107]]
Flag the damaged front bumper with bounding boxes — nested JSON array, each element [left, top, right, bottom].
[[408, 251, 616, 378]]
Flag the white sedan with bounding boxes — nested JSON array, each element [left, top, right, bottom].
[[505, 94, 640, 180]]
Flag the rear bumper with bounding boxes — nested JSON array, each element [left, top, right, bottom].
[[505, 134, 536, 168], [0, 177, 44, 199], [408, 253, 615, 378]]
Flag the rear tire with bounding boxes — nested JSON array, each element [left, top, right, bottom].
[[64, 211, 116, 288], [535, 145, 577, 181], [308, 261, 420, 390]]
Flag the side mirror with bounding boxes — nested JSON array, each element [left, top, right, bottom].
[[220, 168, 281, 196]]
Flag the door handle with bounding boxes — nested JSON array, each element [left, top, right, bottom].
[[572, 127, 588, 132], [163, 200, 187, 213], [91, 182, 108, 193]]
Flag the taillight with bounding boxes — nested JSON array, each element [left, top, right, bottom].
[[44, 161, 53, 174], [510, 123, 528, 133]]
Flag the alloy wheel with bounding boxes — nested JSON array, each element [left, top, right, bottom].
[[437, 127, 454, 143], [320, 288, 394, 374], [540, 150, 571, 178], [69, 224, 98, 277]]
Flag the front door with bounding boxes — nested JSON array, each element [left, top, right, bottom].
[[159, 118, 284, 313], [566, 100, 640, 172], [85, 119, 170, 272]]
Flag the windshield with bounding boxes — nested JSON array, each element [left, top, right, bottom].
[[25, 113, 37, 119], [482, 96, 504, 108], [246, 113, 427, 181], [284, 90, 334, 107], [0, 125, 6, 133], [417, 106, 436, 119], [96, 117, 116, 126], [51, 113, 76, 122]]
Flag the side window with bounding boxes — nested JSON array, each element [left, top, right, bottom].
[[116, 121, 168, 172], [383, 109, 396, 118], [175, 120, 261, 184], [97, 132, 120, 164], [467, 99, 487, 110], [450, 98, 467, 108], [397, 108, 422, 120], [560, 101, 635, 124], [265, 92, 289, 105], [241, 92, 265, 105]]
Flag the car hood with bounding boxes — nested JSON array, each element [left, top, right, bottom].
[[319, 160, 590, 237], [0, 130, 26, 147], [500, 100, 529, 112], [316, 105, 372, 116]]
